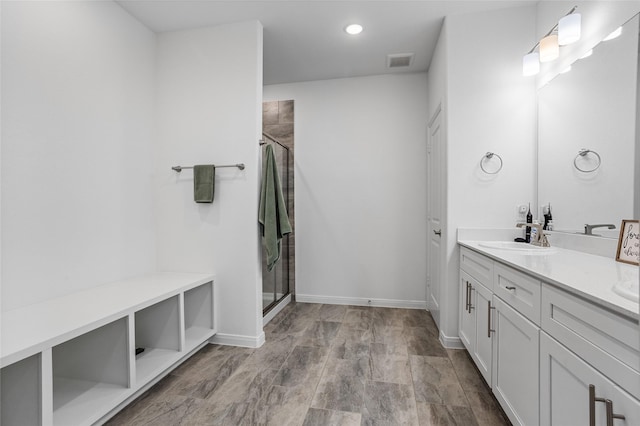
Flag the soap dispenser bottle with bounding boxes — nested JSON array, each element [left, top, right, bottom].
[[525, 203, 532, 243], [546, 203, 553, 231], [543, 203, 553, 230]]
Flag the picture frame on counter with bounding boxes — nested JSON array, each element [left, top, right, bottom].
[[615, 219, 639, 266]]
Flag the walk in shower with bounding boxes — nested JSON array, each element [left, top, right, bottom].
[[262, 100, 295, 316], [260, 131, 293, 314]]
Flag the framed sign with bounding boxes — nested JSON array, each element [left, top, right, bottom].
[[616, 220, 639, 266]]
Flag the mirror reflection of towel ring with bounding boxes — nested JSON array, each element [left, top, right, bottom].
[[573, 149, 601, 173], [480, 152, 503, 174]]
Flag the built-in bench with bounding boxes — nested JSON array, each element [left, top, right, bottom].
[[1, 272, 216, 426]]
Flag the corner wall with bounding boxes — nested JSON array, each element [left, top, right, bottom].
[[154, 21, 264, 346], [264, 73, 429, 308], [432, 5, 538, 342], [1, 1, 157, 311]]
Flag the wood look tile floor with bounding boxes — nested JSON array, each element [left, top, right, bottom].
[[107, 303, 511, 426]]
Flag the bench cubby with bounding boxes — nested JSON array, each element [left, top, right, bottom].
[[1, 272, 215, 426], [184, 281, 216, 349], [1, 353, 42, 426], [52, 317, 129, 425], [134, 296, 181, 383]]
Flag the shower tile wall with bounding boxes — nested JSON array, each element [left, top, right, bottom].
[[263, 100, 295, 300]]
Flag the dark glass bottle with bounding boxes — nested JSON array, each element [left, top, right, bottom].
[[526, 204, 532, 243]]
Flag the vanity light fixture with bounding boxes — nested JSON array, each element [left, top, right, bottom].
[[603, 26, 622, 41], [345, 24, 363, 35], [558, 12, 581, 45], [521, 6, 579, 76], [540, 34, 560, 62], [522, 52, 540, 76]]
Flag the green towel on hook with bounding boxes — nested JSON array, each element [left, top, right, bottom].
[[193, 165, 215, 203], [259, 145, 292, 271]]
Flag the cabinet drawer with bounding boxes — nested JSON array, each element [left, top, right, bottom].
[[493, 263, 541, 325], [460, 247, 493, 288], [542, 284, 640, 398]]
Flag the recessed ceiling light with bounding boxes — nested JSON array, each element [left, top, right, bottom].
[[345, 24, 363, 35]]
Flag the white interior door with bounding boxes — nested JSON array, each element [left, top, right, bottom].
[[427, 106, 443, 328]]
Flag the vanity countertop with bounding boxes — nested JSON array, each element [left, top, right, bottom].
[[458, 240, 639, 320]]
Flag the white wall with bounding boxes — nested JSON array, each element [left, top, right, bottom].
[[429, 5, 537, 341], [427, 21, 448, 122], [154, 21, 264, 346], [264, 73, 429, 308], [1, 1, 157, 311]]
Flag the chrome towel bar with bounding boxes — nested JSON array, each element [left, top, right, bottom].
[[172, 164, 245, 172]]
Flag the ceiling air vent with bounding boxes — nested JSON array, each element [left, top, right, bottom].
[[387, 53, 414, 68]]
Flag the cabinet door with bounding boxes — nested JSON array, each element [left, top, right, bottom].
[[459, 271, 476, 352], [492, 297, 539, 426], [472, 282, 493, 386], [540, 332, 640, 426]]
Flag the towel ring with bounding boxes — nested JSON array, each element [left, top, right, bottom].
[[573, 149, 601, 173], [480, 152, 503, 174]]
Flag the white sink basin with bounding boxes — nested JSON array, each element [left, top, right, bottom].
[[612, 280, 639, 303], [478, 241, 556, 254]]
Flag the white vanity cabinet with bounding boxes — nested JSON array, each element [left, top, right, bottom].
[[459, 270, 493, 384], [459, 249, 494, 385], [540, 332, 640, 426], [458, 243, 640, 426], [540, 282, 640, 425], [491, 296, 539, 426], [459, 247, 540, 426]]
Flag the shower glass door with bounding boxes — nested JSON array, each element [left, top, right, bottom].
[[261, 133, 291, 315]]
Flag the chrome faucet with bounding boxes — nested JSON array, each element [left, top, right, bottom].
[[584, 224, 616, 235], [516, 222, 551, 247]]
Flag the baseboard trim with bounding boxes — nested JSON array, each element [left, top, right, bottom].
[[295, 293, 427, 310], [439, 331, 464, 349], [210, 331, 265, 348], [263, 294, 292, 326]]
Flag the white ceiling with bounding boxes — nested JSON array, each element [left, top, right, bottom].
[[117, 1, 535, 85]]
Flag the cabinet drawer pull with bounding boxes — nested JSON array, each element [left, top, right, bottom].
[[505, 286, 516, 290], [487, 300, 495, 338], [589, 385, 606, 426], [605, 399, 625, 426], [465, 281, 470, 312]]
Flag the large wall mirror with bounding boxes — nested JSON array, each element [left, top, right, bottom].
[[537, 13, 639, 238]]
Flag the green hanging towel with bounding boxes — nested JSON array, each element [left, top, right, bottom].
[[193, 165, 215, 203], [259, 145, 292, 271]]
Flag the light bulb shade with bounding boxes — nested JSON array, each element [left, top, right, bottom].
[[540, 34, 559, 62], [522, 52, 540, 76], [603, 27, 622, 41], [558, 13, 581, 45]]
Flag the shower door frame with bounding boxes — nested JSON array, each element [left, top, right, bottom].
[[261, 132, 292, 316]]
